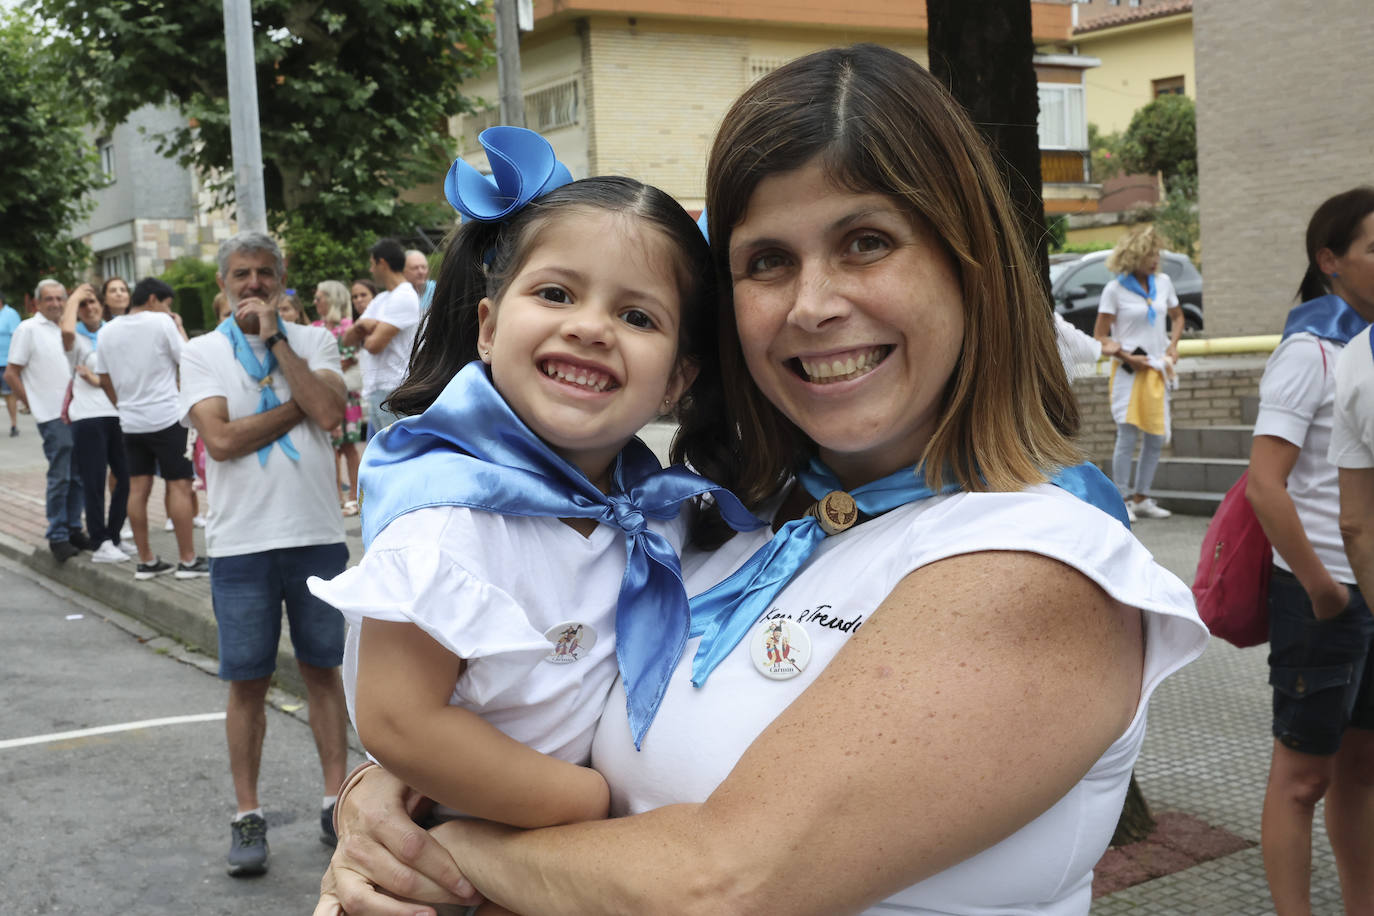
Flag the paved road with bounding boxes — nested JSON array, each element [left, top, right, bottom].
[[0, 555, 362, 915]]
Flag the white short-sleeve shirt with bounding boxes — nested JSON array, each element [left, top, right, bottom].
[[93, 311, 185, 433], [358, 284, 420, 399], [1097, 273, 1178, 359], [1254, 332, 1351, 582], [66, 336, 118, 423], [1330, 326, 1374, 469], [6, 314, 76, 423], [178, 323, 345, 557], [309, 503, 689, 772], [592, 486, 1207, 915]]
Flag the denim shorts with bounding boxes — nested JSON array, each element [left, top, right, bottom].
[[210, 543, 349, 680], [1268, 567, 1374, 755]]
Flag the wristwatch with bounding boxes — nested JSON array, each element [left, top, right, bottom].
[[264, 331, 289, 351]]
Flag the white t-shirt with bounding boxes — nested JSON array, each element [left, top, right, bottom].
[[178, 323, 345, 557], [592, 486, 1207, 915], [1053, 312, 1102, 380], [1097, 273, 1179, 359], [1254, 332, 1351, 582], [358, 284, 420, 399], [66, 336, 118, 423], [308, 503, 688, 773], [93, 311, 185, 433], [6, 314, 76, 423], [1329, 326, 1374, 469]]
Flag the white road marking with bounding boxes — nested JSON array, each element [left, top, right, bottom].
[[0, 712, 226, 750]]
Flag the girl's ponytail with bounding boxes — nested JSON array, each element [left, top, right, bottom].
[[387, 220, 502, 417]]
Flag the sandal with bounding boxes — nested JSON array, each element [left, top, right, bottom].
[[341, 500, 359, 517]]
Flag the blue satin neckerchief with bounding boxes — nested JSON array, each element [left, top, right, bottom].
[[1119, 273, 1158, 325], [688, 459, 1128, 687], [77, 320, 102, 350], [358, 361, 764, 749], [1281, 294, 1369, 344], [215, 316, 300, 465]]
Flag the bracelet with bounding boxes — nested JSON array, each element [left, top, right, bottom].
[[332, 760, 379, 835]]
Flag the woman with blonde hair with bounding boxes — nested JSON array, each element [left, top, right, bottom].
[[312, 280, 364, 514], [317, 45, 1204, 915], [1093, 224, 1185, 522]]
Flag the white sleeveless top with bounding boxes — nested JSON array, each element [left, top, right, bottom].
[[592, 485, 1207, 915]]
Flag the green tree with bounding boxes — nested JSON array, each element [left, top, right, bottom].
[[1154, 173, 1200, 263], [34, 0, 494, 238], [279, 214, 370, 304], [1088, 123, 1125, 184], [1119, 94, 1196, 190], [0, 10, 105, 294]]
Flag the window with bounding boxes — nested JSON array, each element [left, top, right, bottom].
[[1064, 259, 1114, 297], [525, 78, 579, 132], [101, 247, 135, 284], [97, 138, 115, 181], [1153, 75, 1186, 97], [1037, 84, 1087, 150]]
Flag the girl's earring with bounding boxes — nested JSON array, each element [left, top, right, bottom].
[[662, 397, 673, 412]]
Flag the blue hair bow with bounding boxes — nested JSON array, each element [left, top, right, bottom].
[[445, 126, 574, 223]]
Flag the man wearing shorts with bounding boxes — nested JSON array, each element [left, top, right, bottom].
[[96, 278, 208, 579], [180, 232, 350, 876]]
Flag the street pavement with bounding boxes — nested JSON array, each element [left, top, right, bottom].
[[0, 418, 1348, 913]]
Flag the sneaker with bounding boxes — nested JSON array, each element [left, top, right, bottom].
[[1133, 497, 1172, 520], [91, 540, 130, 564], [320, 803, 337, 847], [174, 556, 210, 579], [134, 557, 174, 580], [68, 530, 93, 551], [115, 540, 138, 556], [193, 514, 207, 528], [227, 813, 269, 877], [49, 540, 79, 564], [164, 518, 175, 531], [8, 426, 16, 437], [120, 523, 133, 540]]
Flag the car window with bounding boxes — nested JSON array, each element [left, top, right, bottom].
[[1162, 258, 1184, 281], [1064, 259, 1113, 296]]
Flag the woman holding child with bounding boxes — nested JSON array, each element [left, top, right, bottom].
[[317, 45, 1206, 915]]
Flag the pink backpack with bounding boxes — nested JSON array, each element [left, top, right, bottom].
[[1192, 470, 1271, 646]]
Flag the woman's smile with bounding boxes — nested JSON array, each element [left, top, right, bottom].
[[792, 345, 892, 384]]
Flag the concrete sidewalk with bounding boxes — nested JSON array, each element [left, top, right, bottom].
[[0, 419, 1345, 912]]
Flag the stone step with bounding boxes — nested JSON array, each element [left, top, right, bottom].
[[1152, 456, 1248, 494], [1171, 425, 1254, 460], [1151, 488, 1224, 518]]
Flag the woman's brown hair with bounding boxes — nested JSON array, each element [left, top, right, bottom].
[[675, 44, 1080, 544]]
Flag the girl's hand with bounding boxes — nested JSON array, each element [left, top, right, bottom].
[[319, 766, 481, 915], [1166, 343, 1179, 363], [1310, 580, 1351, 622]]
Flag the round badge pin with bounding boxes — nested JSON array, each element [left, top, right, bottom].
[[544, 621, 596, 664], [750, 618, 812, 680]]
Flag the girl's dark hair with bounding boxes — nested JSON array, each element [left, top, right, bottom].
[[679, 43, 1080, 545], [351, 277, 379, 297], [1298, 187, 1374, 302], [387, 175, 718, 429]]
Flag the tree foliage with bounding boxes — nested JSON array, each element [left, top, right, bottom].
[[0, 10, 105, 294], [1119, 94, 1196, 190], [34, 0, 495, 238], [279, 213, 370, 302]]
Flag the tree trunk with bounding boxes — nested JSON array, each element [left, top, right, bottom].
[[1110, 772, 1156, 846], [926, 0, 1050, 295]]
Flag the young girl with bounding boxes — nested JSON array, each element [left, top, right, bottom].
[[308, 128, 757, 908]]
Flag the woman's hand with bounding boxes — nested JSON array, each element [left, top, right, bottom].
[[1165, 342, 1179, 363], [1309, 579, 1351, 622], [316, 766, 482, 916]]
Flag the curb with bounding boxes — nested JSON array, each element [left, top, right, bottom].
[[0, 531, 309, 698]]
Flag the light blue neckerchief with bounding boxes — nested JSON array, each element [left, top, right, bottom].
[[1281, 293, 1369, 344], [215, 316, 300, 465], [688, 458, 1128, 687], [76, 320, 103, 350], [1118, 272, 1158, 325], [358, 361, 764, 749]]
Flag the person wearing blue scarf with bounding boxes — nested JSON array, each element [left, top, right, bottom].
[[308, 129, 764, 847], [1094, 224, 1185, 523], [1246, 187, 1374, 915], [317, 47, 1207, 916]]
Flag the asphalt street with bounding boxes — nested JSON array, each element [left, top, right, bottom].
[[0, 554, 362, 915]]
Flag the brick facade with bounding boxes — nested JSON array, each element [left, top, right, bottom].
[[1194, 0, 1374, 337]]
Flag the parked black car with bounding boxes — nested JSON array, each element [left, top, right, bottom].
[[1050, 249, 1204, 335]]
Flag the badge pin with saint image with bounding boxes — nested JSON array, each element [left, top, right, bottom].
[[544, 621, 596, 663], [750, 618, 812, 680]]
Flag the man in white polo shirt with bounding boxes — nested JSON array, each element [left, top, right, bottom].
[[3, 279, 87, 561], [96, 277, 207, 580], [342, 238, 419, 434], [180, 232, 350, 877]]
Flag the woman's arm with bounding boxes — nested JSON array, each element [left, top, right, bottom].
[[1166, 305, 1184, 361], [331, 550, 1143, 916], [355, 619, 610, 828], [1248, 435, 1348, 618]]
